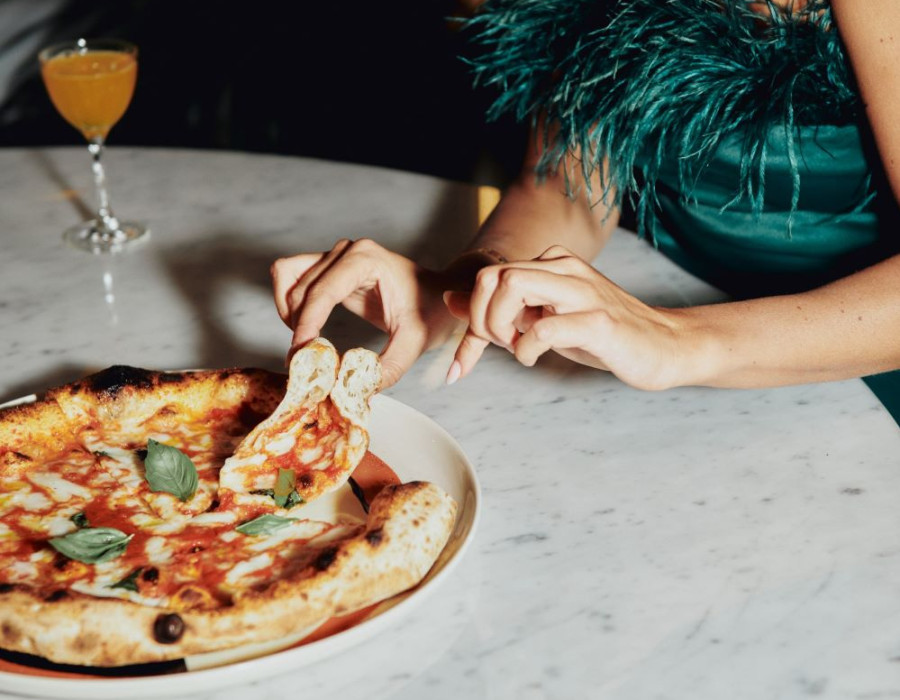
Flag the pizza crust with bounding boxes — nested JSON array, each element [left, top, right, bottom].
[[46, 365, 287, 442], [0, 481, 457, 666]]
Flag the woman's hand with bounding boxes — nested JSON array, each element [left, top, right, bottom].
[[444, 246, 697, 390], [271, 239, 460, 388]]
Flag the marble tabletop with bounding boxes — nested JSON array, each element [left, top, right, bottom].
[[0, 147, 899, 700]]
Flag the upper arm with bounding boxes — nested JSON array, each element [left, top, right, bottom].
[[832, 0, 900, 202]]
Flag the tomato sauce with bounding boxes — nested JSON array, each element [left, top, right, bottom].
[[0, 450, 401, 678]]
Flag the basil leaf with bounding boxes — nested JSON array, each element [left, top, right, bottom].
[[49, 527, 133, 563], [70, 511, 90, 528], [251, 484, 304, 509], [283, 490, 305, 508], [143, 439, 198, 501], [236, 514, 295, 536], [274, 468, 298, 508], [109, 567, 143, 592]]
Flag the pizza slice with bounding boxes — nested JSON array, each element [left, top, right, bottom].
[[217, 338, 382, 517]]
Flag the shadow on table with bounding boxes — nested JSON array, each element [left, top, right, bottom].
[[155, 181, 479, 372], [29, 149, 94, 222]]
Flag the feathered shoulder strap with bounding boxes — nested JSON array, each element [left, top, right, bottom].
[[465, 0, 861, 237]]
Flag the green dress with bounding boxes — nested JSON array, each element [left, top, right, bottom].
[[466, 0, 900, 424]]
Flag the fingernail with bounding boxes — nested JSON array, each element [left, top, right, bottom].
[[442, 290, 452, 305], [445, 360, 461, 386]]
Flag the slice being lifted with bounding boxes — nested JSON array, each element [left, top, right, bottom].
[[218, 338, 382, 517]]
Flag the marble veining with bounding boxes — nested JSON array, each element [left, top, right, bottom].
[[0, 148, 898, 700]]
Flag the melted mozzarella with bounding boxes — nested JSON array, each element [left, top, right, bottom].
[[7, 560, 39, 581], [2, 488, 52, 512], [70, 581, 168, 608], [244, 520, 332, 553], [265, 433, 296, 456], [27, 471, 93, 502], [144, 536, 174, 564], [224, 553, 273, 586]]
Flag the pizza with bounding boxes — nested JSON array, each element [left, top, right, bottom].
[[0, 338, 458, 668]]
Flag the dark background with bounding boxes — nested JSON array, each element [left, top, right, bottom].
[[0, 0, 526, 186]]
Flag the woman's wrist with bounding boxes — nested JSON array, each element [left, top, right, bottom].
[[441, 247, 509, 289]]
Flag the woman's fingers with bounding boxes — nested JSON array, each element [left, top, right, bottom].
[[447, 330, 491, 384], [443, 290, 470, 321], [271, 252, 324, 324], [380, 321, 429, 389], [481, 267, 590, 346], [287, 239, 356, 334], [271, 239, 354, 328], [513, 311, 604, 367]]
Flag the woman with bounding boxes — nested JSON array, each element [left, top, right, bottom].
[[271, 0, 900, 417]]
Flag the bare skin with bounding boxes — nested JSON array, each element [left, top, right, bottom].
[[272, 2, 900, 391]]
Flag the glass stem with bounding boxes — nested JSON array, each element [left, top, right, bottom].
[[88, 139, 121, 235]]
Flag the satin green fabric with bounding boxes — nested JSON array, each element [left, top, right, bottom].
[[645, 123, 900, 424], [649, 124, 897, 298]]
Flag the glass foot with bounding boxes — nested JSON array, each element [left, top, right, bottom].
[[63, 220, 150, 254]]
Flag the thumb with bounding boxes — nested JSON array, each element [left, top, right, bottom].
[[442, 290, 471, 321], [378, 326, 428, 389]]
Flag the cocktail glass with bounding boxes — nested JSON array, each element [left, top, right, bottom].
[[39, 38, 148, 253]]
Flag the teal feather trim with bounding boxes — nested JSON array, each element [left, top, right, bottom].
[[465, 0, 864, 238]]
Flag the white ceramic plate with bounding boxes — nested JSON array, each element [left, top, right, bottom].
[[0, 394, 480, 699]]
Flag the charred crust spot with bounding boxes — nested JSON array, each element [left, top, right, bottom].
[[71, 632, 101, 653], [238, 402, 267, 428], [174, 587, 205, 605], [2, 622, 21, 644], [158, 372, 186, 384], [303, 420, 318, 430], [314, 546, 338, 571], [412, 518, 421, 527], [0, 583, 15, 594], [87, 365, 155, 397], [136, 448, 148, 461], [347, 476, 369, 513], [298, 473, 314, 488], [190, 545, 204, 554], [53, 554, 70, 571], [142, 567, 160, 583], [45, 589, 68, 602], [153, 613, 185, 644], [365, 528, 384, 546], [12, 451, 31, 461]]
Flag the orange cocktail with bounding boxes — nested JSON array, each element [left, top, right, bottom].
[[38, 39, 148, 253], [40, 49, 137, 142]]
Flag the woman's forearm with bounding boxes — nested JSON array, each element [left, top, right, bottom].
[[468, 169, 618, 263], [677, 254, 900, 388]]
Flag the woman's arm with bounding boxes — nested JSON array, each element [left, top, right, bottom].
[[674, 1, 900, 387], [832, 0, 900, 201], [447, 4, 900, 388], [271, 127, 614, 387], [453, 131, 619, 265]]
